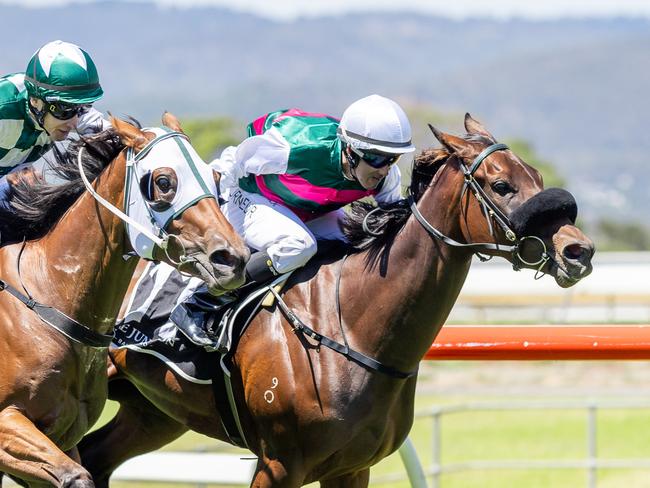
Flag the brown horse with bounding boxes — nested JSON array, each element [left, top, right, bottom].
[[78, 115, 594, 487], [0, 114, 248, 487]]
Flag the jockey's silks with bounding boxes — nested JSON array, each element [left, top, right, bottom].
[[238, 109, 383, 221]]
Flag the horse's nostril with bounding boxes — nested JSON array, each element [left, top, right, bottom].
[[210, 248, 237, 268], [563, 243, 589, 261]]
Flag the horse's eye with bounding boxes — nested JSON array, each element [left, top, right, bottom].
[[492, 181, 513, 196], [156, 176, 172, 193]]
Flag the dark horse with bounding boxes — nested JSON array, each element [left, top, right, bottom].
[[0, 114, 248, 487], [79, 115, 594, 487]]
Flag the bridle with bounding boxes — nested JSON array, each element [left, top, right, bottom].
[[0, 130, 220, 350], [77, 130, 218, 267], [405, 142, 553, 276]]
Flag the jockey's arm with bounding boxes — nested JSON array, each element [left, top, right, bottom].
[[210, 126, 290, 191]]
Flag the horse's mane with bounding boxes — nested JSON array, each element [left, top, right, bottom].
[[339, 148, 447, 268], [0, 127, 126, 241], [340, 130, 499, 269]]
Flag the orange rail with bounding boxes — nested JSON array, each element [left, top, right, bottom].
[[426, 325, 650, 360]]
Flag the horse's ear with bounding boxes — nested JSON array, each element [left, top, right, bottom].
[[428, 123, 473, 157], [162, 111, 185, 135], [111, 116, 148, 152], [464, 113, 496, 142]]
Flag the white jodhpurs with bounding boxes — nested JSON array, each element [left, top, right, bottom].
[[222, 188, 347, 274]]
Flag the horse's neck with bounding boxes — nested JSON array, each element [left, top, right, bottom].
[[347, 166, 473, 370], [27, 155, 137, 334]]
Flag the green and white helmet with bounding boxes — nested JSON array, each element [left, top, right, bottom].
[[24, 40, 103, 104]]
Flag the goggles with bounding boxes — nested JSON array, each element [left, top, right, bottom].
[[47, 101, 91, 120], [350, 146, 401, 169]]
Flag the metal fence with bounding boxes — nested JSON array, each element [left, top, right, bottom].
[[411, 399, 650, 488]]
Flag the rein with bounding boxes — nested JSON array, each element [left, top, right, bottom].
[[0, 279, 112, 348]]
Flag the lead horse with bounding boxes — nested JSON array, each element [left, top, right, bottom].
[[79, 115, 594, 487], [0, 114, 248, 487]]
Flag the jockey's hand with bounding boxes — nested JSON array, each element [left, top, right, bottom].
[[7, 168, 39, 186], [212, 169, 222, 188]]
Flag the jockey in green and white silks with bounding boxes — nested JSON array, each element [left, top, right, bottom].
[[0, 40, 108, 226], [211, 94, 415, 281]]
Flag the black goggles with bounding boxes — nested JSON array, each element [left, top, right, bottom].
[[47, 102, 91, 120], [354, 149, 401, 169]]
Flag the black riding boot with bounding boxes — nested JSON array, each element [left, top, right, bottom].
[[171, 251, 279, 348]]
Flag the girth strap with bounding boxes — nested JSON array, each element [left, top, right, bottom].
[[0, 279, 113, 348], [268, 287, 418, 379]]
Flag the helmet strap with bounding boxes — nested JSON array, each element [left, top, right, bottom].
[[27, 98, 51, 135], [342, 147, 360, 183]]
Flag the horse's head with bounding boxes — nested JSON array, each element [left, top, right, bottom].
[[426, 114, 594, 287], [111, 113, 249, 293]]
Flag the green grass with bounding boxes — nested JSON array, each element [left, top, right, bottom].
[[91, 383, 650, 487]]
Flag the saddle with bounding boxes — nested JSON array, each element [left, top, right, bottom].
[[115, 240, 351, 447], [170, 240, 351, 351]]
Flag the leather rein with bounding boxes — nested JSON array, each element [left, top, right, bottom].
[[0, 240, 112, 348]]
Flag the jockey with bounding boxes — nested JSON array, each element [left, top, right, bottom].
[[212, 94, 415, 284], [0, 40, 108, 237]]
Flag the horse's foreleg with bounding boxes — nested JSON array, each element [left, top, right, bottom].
[[0, 407, 93, 487], [78, 380, 187, 488], [319, 469, 370, 488]]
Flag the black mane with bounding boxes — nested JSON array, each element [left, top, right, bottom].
[[0, 128, 125, 242], [340, 147, 449, 268]]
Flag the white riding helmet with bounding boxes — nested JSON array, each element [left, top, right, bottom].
[[337, 94, 415, 155]]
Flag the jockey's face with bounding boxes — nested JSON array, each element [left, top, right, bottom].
[[29, 98, 80, 141], [343, 147, 398, 190], [43, 112, 79, 141], [354, 158, 392, 190]]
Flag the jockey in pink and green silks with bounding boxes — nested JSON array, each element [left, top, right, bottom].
[[212, 94, 416, 283]]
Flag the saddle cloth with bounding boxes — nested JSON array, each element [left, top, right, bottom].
[[113, 261, 216, 383], [113, 261, 288, 383]]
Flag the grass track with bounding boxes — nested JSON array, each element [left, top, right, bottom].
[[92, 360, 650, 487]]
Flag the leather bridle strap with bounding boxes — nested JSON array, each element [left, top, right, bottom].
[[0, 278, 113, 348], [407, 192, 517, 255], [461, 143, 517, 242]]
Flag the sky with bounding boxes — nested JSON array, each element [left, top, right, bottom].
[[3, 0, 650, 21]]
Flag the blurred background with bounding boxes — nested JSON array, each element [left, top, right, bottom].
[[2, 0, 649, 486]]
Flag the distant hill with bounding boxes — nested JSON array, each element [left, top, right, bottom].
[[1, 2, 648, 225]]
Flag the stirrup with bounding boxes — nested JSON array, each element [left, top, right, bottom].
[[170, 293, 236, 350]]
